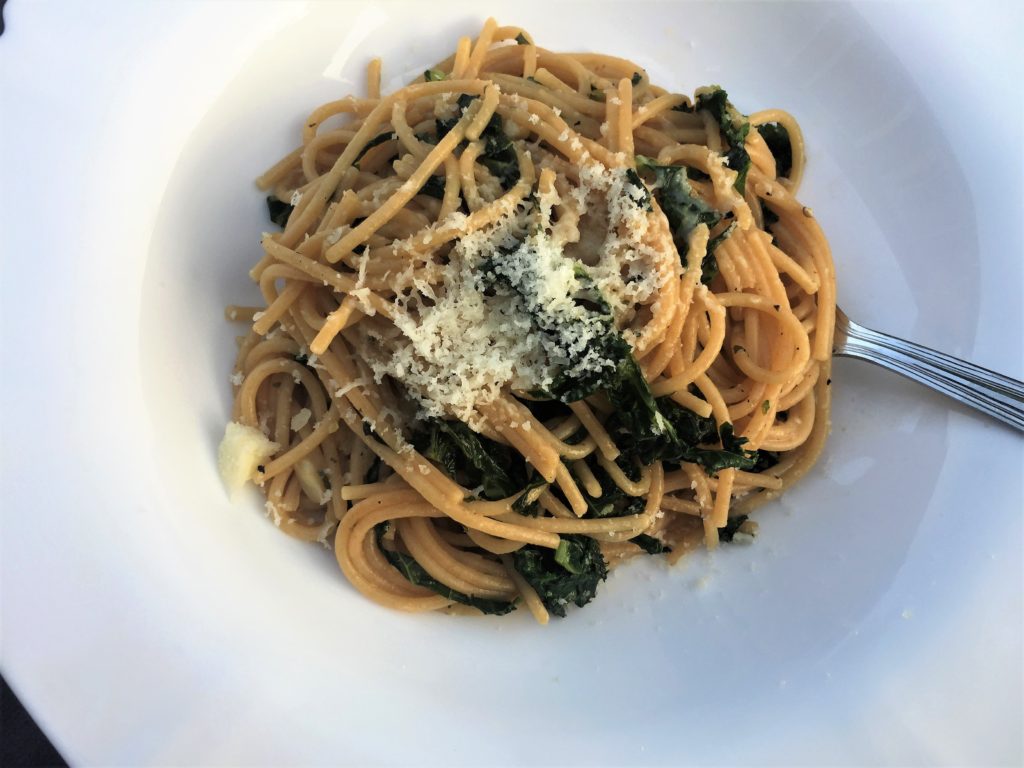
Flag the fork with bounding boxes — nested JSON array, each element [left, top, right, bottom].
[[832, 308, 1024, 432]]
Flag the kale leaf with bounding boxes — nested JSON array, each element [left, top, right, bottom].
[[433, 94, 519, 189], [477, 112, 520, 189], [423, 69, 447, 82], [630, 533, 671, 554], [695, 87, 752, 194], [718, 514, 754, 543], [634, 155, 725, 283], [756, 123, 792, 178], [574, 459, 645, 519], [413, 419, 530, 500], [513, 535, 608, 617], [624, 167, 652, 210], [419, 174, 447, 199], [376, 525, 517, 615], [696, 423, 760, 475], [353, 131, 397, 168], [749, 449, 780, 474], [266, 196, 294, 228], [511, 473, 548, 516], [435, 93, 476, 140], [480, 253, 648, 421], [607, 396, 769, 476]]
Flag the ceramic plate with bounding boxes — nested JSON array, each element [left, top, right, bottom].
[[2, 2, 1021, 764]]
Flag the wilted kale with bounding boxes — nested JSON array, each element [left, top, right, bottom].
[[624, 168, 652, 210], [748, 449, 780, 473], [718, 514, 753, 543], [266, 196, 294, 228], [512, 535, 608, 617], [634, 155, 728, 284], [695, 87, 752, 194], [756, 122, 792, 178], [630, 533, 671, 554], [606, 396, 771, 476], [477, 112, 520, 190], [353, 131, 397, 168], [419, 174, 447, 199], [480, 252, 668, 449], [376, 524, 517, 615], [511, 473, 548, 516], [435, 93, 476, 140], [413, 419, 532, 500], [423, 68, 446, 82], [574, 459, 645, 519], [433, 93, 520, 189]]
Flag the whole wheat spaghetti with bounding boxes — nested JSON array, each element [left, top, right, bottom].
[[218, 20, 835, 623]]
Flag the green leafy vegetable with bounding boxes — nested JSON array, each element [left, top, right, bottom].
[[749, 449, 779, 473], [698, 423, 760, 475], [624, 168, 652, 210], [434, 94, 519, 189], [413, 419, 529, 500], [695, 87, 751, 194], [480, 255, 659, 439], [513, 535, 608, 617], [635, 155, 723, 283], [352, 131, 397, 168], [606, 395, 769, 476], [511, 473, 548, 516], [631, 71, 642, 86], [574, 459, 644, 519], [756, 123, 792, 178], [376, 525, 517, 615], [423, 69, 447, 82], [435, 93, 476, 139], [718, 514, 755, 543], [477, 113, 520, 190], [515, 32, 530, 45], [630, 533, 671, 554], [707, 221, 737, 254], [266, 196, 294, 228], [418, 175, 447, 199]]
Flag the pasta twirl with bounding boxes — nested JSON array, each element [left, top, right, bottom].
[[219, 20, 835, 623]]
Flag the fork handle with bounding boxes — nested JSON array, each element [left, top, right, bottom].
[[837, 322, 1024, 432]]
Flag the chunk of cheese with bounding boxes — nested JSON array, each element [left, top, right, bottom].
[[218, 422, 279, 497]]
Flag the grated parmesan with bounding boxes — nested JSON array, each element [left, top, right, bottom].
[[350, 159, 675, 426], [290, 408, 312, 432]]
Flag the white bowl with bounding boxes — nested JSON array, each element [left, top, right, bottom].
[[2, 2, 1021, 764]]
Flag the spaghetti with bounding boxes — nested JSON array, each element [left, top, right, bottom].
[[219, 20, 835, 623]]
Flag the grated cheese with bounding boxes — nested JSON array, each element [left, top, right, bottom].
[[352, 159, 675, 426], [290, 408, 312, 431]]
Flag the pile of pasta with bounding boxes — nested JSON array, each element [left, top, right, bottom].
[[220, 19, 835, 623]]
